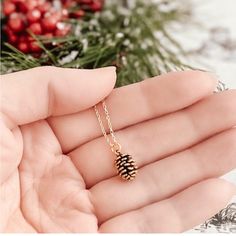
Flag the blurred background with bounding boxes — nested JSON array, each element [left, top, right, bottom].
[[177, 0, 236, 89]]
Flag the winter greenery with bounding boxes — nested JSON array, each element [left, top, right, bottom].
[[1, 0, 192, 87]]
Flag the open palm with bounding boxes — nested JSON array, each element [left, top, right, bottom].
[[1, 66, 235, 233]]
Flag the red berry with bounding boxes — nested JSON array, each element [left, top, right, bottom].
[[8, 34, 18, 44], [4, 26, 18, 44], [28, 22, 42, 34], [61, 9, 69, 19], [11, 0, 25, 3], [17, 41, 30, 53], [8, 13, 25, 32], [27, 9, 41, 23], [72, 9, 85, 18], [81, 0, 93, 4], [3, 1, 16, 16], [55, 22, 71, 36], [90, 1, 102, 11], [29, 41, 42, 52], [42, 18, 56, 31], [42, 12, 61, 31], [18, 0, 38, 13], [43, 32, 53, 39], [63, 0, 76, 8], [37, 1, 51, 14], [26, 35, 35, 42], [19, 34, 28, 42]]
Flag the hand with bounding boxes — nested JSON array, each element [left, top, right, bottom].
[[1, 66, 235, 233]]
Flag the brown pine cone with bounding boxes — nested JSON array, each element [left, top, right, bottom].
[[115, 153, 138, 181]]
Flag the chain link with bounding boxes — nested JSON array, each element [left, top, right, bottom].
[[94, 101, 121, 154]]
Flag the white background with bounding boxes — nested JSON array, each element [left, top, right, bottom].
[[182, 0, 236, 232], [176, 0, 236, 88]]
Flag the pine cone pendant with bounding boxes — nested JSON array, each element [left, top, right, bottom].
[[115, 152, 138, 181]]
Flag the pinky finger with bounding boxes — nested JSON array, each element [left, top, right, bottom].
[[99, 178, 236, 233]]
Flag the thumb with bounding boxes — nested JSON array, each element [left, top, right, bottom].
[[1, 66, 116, 129]]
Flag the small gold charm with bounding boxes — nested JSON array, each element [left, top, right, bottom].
[[94, 101, 138, 181], [115, 152, 138, 181]]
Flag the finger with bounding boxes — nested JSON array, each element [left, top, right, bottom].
[[99, 179, 236, 233], [70, 90, 236, 187], [48, 70, 217, 152], [0, 66, 116, 128], [89, 128, 236, 223]]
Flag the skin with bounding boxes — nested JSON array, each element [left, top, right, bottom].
[[0, 66, 236, 233]]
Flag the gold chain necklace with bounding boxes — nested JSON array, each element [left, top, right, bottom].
[[94, 101, 138, 181]]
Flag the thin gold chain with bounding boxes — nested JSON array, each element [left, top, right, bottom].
[[94, 101, 121, 154]]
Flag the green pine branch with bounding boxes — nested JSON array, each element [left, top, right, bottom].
[[0, 0, 193, 87]]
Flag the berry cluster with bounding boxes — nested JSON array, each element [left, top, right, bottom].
[[2, 0, 104, 53]]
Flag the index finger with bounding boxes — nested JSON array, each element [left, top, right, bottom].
[[48, 70, 217, 153], [0, 66, 116, 129]]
